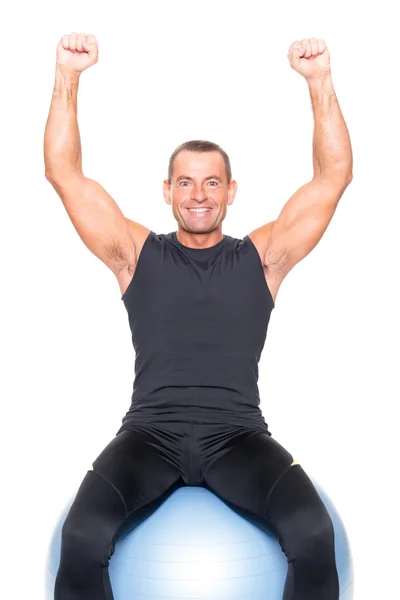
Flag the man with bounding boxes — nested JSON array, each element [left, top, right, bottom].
[[44, 33, 352, 600]]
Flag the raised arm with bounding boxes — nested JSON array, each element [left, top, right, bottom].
[[249, 38, 353, 298], [44, 33, 149, 286]]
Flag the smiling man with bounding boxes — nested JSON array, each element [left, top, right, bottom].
[[167, 152, 234, 241], [44, 33, 352, 600]]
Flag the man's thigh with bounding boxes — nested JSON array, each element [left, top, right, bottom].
[[204, 428, 296, 517], [90, 427, 182, 514]]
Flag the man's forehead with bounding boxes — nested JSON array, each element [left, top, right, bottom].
[[174, 151, 225, 175], [175, 150, 223, 166]]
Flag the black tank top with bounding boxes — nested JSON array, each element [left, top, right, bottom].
[[117, 230, 275, 432]]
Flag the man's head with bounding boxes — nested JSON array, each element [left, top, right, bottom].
[[163, 140, 237, 237]]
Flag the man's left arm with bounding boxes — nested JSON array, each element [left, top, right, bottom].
[[251, 38, 353, 283]]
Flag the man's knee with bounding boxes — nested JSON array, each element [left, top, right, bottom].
[[292, 503, 334, 556], [267, 465, 335, 563], [60, 512, 106, 574], [60, 470, 127, 564]]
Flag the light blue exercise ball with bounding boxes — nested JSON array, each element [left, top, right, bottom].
[[45, 483, 354, 599]]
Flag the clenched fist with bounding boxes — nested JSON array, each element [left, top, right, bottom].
[[57, 33, 99, 75], [288, 38, 330, 81]]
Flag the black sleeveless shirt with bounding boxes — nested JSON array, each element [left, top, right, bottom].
[[117, 231, 275, 432]]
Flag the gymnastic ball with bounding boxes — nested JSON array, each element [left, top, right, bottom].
[[45, 483, 354, 599]]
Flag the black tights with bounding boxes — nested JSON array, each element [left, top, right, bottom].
[[55, 422, 339, 599]]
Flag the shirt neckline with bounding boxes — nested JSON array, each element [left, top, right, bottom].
[[172, 231, 226, 252]]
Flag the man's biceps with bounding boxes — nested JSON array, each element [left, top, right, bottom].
[[267, 205, 335, 273]]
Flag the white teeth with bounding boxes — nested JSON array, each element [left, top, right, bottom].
[[189, 208, 210, 212]]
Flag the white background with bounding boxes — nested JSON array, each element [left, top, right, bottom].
[[1, 1, 399, 598]]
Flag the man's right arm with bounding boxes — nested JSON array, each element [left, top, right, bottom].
[[44, 34, 149, 280]]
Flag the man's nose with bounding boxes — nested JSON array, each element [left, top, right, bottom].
[[191, 185, 207, 201]]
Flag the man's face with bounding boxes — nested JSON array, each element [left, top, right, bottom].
[[163, 150, 237, 234]]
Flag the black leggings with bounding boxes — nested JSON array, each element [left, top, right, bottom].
[[55, 421, 339, 600]]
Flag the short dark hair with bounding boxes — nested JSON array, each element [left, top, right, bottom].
[[168, 140, 232, 185]]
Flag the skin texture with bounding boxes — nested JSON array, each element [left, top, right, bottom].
[[44, 34, 353, 468]]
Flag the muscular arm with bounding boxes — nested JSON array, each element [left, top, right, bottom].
[[250, 44, 353, 289], [310, 75, 353, 178], [44, 57, 147, 275], [267, 75, 352, 274], [44, 68, 82, 177]]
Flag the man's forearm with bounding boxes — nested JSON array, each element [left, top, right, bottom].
[[44, 67, 83, 179], [308, 74, 353, 180]]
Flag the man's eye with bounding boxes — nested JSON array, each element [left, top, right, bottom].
[[179, 181, 218, 187]]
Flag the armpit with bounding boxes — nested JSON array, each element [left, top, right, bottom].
[[105, 238, 137, 275], [264, 245, 290, 276]]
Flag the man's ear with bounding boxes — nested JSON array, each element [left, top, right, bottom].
[[163, 179, 172, 205], [227, 180, 237, 205]]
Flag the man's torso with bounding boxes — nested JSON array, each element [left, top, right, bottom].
[[115, 221, 282, 303]]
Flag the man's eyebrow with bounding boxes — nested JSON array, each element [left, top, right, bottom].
[[176, 175, 223, 183]]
